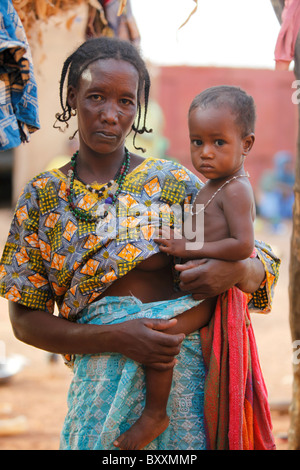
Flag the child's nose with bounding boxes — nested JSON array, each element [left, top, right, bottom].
[[201, 144, 213, 158]]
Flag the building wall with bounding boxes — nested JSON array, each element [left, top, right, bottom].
[[156, 66, 298, 190]]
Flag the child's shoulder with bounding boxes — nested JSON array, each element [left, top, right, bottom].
[[221, 175, 255, 214], [222, 174, 253, 198]]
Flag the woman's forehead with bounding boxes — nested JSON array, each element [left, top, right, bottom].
[[80, 58, 139, 82], [81, 68, 93, 83]]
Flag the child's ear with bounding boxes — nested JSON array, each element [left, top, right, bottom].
[[242, 133, 255, 156]]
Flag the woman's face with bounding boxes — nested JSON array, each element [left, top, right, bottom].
[[68, 58, 139, 156]]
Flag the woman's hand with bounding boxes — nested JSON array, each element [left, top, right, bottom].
[[114, 317, 185, 370], [175, 257, 265, 300]]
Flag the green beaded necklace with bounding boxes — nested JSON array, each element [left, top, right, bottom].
[[66, 148, 131, 223]]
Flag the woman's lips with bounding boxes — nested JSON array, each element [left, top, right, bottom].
[[95, 130, 117, 140]]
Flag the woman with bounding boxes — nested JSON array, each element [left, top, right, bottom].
[[0, 37, 279, 450]]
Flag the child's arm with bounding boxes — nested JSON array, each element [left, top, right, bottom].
[[155, 181, 255, 261], [165, 297, 216, 337], [156, 228, 254, 260]]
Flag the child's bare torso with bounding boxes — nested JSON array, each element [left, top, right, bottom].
[[189, 177, 256, 243]]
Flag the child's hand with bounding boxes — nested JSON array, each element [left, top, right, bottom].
[[154, 227, 188, 258]]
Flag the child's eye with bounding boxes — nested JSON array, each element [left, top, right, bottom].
[[191, 139, 203, 147], [215, 139, 225, 146]]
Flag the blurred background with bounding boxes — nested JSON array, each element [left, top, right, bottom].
[[0, 0, 296, 450]]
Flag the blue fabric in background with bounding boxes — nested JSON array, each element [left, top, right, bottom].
[[0, 0, 40, 151]]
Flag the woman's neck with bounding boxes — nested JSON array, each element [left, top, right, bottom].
[[59, 146, 146, 184], [76, 148, 127, 185]]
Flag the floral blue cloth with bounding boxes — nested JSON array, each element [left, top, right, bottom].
[[59, 295, 207, 450], [0, 0, 39, 150]]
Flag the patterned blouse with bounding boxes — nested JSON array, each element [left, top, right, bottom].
[[0, 157, 280, 321]]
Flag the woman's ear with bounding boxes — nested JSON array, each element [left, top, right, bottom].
[[67, 86, 77, 110], [242, 133, 255, 156]]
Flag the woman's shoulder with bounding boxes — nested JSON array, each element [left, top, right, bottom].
[[23, 168, 66, 189], [128, 156, 201, 204], [134, 156, 201, 183], [16, 169, 67, 206]]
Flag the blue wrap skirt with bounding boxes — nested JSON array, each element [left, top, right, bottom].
[[59, 295, 207, 450]]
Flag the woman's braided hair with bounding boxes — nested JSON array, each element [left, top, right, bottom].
[[54, 36, 152, 151]]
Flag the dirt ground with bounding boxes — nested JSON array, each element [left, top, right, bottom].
[[0, 208, 293, 451]]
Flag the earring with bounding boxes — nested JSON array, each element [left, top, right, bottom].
[[71, 108, 77, 116]]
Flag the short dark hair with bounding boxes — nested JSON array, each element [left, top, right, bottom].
[[189, 85, 256, 137], [54, 36, 152, 151]]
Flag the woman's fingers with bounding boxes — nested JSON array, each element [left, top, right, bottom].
[[119, 318, 186, 369], [144, 318, 185, 345]]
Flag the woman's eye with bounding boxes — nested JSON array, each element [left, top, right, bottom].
[[121, 98, 133, 106], [90, 94, 102, 101]]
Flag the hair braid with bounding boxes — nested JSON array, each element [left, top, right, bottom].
[[53, 54, 75, 131], [131, 74, 152, 151]]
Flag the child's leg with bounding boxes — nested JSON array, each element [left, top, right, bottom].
[[113, 367, 173, 450], [113, 297, 215, 450]]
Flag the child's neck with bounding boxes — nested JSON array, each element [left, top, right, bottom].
[[208, 164, 247, 186]]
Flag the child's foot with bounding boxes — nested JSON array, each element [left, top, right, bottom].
[[113, 410, 169, 450]]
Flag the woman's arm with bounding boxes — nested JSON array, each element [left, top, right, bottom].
[[9, 302, 185, 370], [175, 256, 265, 300], [235, 256, 265, 292]]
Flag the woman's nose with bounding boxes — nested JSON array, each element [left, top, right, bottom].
[[101, 101, 118, 123]]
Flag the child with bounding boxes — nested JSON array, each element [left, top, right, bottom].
[[114, 85, 256, 450], [157, 85, 256, 262]]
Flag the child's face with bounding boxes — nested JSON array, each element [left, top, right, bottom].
[[188, 105, 254, 180]]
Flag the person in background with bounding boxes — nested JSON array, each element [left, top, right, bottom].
[[258, 150, 294, 232]]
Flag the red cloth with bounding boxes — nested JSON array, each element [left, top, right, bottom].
[[275, 0, 300, 69], [199, 287, 276, 450]]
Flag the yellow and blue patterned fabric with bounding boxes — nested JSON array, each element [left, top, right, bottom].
[[0, 157, 280, 321], [0, 158, 201, 319], [0, 0, 39, 150]]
